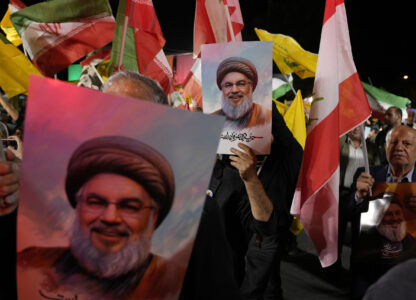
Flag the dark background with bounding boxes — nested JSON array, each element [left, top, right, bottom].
[[2, 0, 415, 105]]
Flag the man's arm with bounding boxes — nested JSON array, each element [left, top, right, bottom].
[[0, 149, 20, 216], [229, 143, 273, 222], [0, 94, 19, 122]]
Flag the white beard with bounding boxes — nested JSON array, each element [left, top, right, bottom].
[[377, 221, 407, 242], [69, 213, 152, 278], [221, 93, 253, 120]]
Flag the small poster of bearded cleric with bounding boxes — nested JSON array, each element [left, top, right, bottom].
[[17, 75, 224, 300], [354, 182, 416, 285], [201, 41, 273, 154]]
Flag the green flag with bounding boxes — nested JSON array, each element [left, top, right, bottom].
[[109, 0, 138, 74], [362, 82, 411, 110], [272, 74, 293, 100]]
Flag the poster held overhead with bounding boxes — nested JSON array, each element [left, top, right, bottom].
[[201, 41, 273, 155]]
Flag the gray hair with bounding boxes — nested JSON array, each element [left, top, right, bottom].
[[102, 71, 168, 105]]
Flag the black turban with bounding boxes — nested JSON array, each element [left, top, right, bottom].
[[216, 57, 258, 91], [65, 136, 175, 227]]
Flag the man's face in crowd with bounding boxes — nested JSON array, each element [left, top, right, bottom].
[[220, 72, 253, 119], [384, 108, 401, 127], [77, 173, 158, 254], [377, 202, 406, 242], [386, 126, 416, 170], [347, 126, 361, 141]]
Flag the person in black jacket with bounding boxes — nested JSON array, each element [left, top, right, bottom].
[[210, 104, 303, 300], [351, 125, 416, 299]]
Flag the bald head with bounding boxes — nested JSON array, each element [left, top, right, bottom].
[[102, 71, 168, 105]]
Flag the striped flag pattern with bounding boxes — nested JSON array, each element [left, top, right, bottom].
[[10, 0, 115, 77], [290, 0, 371, 267], [193, 0, 243, 58]]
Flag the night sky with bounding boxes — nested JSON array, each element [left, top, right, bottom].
[[2, 0, 415, 104]]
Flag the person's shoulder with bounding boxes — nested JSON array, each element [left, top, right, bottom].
[[250, 103, 272, 126], [151, 254, 186, 276], [404, 232, 416, 243], [132, 254, 186, 300], [355, 165, 387, 177], [211, 109, 223, 116], [254, 103, 272, 117], [18, 246, 67, 268]]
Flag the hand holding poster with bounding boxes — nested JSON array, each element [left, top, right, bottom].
[[201, 41, 272, 154], [17, 75, 224, 300]]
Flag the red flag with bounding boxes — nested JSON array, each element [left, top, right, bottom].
[[188, 0, 243, 107], [290, 0, 371, 267], [80, 48, 111, 67], [126, 0, 174, 94], [10, 0, 115, 77], [182, 58, 202, 108], [193, 0, 243, 57]]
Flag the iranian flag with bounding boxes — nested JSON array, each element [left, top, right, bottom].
[[10, 0, 115, 77], [291, 0, 371, 267], [193, 0, 243, 58], [109, 0, 174, 95]]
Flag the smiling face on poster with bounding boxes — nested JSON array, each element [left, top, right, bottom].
[[17, 76, 224, 300], [201, 41, 273, 154], [355, 182, 416, 286]]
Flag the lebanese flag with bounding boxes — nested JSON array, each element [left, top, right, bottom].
[[182, 58, 202, 108], [193, 0, 243, 57], [10, 0, 115, 77], [126, 0, 174, 94], [290, 0, 371, 267]]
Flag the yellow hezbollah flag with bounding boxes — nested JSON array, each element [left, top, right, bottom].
[[283, 90, 307, 235], [273, 99, 287, 116], [1, 8, 21, 46], [0, 33, 42, 98], [255, 28, 317, 79], [284, 90, 306, 149]]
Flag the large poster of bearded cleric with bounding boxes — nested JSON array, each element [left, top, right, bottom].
[[354, 182, 416, 285], [201, 41, 273, 154], [17, 75, 224, 300]]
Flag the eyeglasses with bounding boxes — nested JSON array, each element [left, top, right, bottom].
[[221, 80, 251, 91], [80, 196, 158, 218]]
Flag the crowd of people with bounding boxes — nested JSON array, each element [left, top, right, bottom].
[[0, 69, 415, 300]]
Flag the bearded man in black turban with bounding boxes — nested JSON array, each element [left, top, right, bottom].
[[213, 57, 271, 130], [18, 136, 184, 300]]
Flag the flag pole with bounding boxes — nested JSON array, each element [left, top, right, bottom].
[[359, 122, 372, 196], [223, 2, 235, 41], [359, 122, 370, 173], [117, 0, 131, 71], [284, 74, 297, 96]]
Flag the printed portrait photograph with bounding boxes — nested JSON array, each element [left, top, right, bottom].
[[17, 75, 223, 300], [355, 182, 416, 279], [201, 41, 273, 154]]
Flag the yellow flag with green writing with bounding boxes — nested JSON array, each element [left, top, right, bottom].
[[0, 33, 42, 98], [255, 28, 317, 79]]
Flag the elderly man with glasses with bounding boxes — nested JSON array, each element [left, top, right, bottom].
[[18, 136, 184, 300]]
